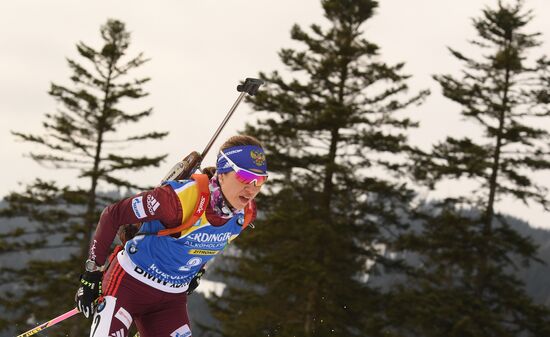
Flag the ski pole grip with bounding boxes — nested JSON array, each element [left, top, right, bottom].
[[237, 78, 264, 96]]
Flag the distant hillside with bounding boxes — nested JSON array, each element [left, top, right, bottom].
[[2, 199, 549, 336], [511, 216, 550, 306], [366, 214, 550, 306]]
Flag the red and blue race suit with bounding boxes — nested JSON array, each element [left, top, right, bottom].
[[86, 179, 255, 337]]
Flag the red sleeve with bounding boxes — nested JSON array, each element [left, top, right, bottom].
[[88, 184, 182, 265]]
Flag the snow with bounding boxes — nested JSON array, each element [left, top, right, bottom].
[[196, 280, 226, 299]]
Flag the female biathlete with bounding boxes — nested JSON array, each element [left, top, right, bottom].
[[75, 135, 268, 337]]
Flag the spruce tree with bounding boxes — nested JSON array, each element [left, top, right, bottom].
[[392, 1, 550, 336], [205, 1, 428, 336], [0, 19, 167, 336]]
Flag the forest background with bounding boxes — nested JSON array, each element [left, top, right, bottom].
[[1, 1, 550, 336]]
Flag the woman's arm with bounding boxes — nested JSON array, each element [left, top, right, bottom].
[[88, 184, 182, 265]]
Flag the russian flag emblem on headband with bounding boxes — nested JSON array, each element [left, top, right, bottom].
[[216, 145, 267, 174]]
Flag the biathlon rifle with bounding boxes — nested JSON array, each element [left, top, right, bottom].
[[118, 78, 264, 242]]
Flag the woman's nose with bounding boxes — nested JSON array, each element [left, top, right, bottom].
[[244, 184, 260, 194]]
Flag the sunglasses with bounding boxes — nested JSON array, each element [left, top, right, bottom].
[[220, 151, 268, 187]]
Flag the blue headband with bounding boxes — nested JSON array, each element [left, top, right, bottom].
[[216, 145, 267, 174]]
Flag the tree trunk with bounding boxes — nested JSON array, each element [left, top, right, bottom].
[[83, 57, 115, 256]]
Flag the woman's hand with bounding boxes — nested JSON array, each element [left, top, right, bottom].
[[75, 271, 103, 318]]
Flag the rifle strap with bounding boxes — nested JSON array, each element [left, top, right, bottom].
[[157, 174, 210, 237]]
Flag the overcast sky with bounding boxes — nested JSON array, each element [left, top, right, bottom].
[[1, 0, 549, 228]]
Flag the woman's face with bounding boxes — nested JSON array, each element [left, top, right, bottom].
[[218, 171, 262, 210]]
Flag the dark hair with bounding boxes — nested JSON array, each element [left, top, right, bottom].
[[202, 135, 264, 178], [220, 135, 263, 151]]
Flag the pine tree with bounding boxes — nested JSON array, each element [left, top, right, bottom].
[[205, 1, 428, 336], [392, 1, 550, 336], [0, 19, 167, 336]]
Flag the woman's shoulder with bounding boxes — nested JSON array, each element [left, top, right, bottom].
[[163, 179, 197, 193]]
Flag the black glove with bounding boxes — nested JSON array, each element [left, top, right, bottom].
[[186, 268, 205, 295], [75, 271, 103, 318]]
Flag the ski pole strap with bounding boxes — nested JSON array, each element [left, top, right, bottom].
[[16, 308, 79, 337], [157, 174, 210, 237]]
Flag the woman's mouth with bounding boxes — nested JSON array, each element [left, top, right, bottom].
[[239, 196, 250, 204]]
